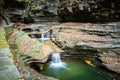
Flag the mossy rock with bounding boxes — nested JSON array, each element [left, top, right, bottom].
[[0, 42, 9, 48], [0, 36, 6, 40], [4, 26, 13, 39], [0, 27, 9, 48], [0, 27, 5, 36]]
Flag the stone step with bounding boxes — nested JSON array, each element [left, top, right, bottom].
[[0, 48, 10, 56]]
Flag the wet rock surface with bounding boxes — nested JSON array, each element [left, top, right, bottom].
[[58, 0, 120, 22], [50, 22, 120, 74], [0, 27, 20, 80]]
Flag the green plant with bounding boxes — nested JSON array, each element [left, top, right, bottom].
[[0, 0, 4, 13], [0, 0, 4, 6], [16, 0, 32, 3]]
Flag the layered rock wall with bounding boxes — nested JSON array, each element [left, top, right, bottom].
[[58, 0, 120, 22], [8, 27, 62, 63], [50, 22, 120, 74]]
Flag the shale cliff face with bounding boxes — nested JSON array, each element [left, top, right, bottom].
[[50, 22, 120, 74], [5, 0, 120, 22], [58, 0, 120, 22]]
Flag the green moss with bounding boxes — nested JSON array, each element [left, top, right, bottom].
[[4, 26, 13, 40], [0, 43, 9, 48], [0, 27, 5, 36], [0, 27, 9, 48], [16, 0, 31, 3]]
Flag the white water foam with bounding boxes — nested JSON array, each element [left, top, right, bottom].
[[49, 53, 67, 69]]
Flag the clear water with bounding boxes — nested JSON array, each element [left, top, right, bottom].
[[41, 59, 113, 80], [39, 33, 50, 42], [39, 39, 50, 42]]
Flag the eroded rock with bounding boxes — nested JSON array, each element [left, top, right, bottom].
[[50, 22, 120, 74], [8, 29, 62, 63], [51, 23, 120, 49], [98, 49, 120, 74]]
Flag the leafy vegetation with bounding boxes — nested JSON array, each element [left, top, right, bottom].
[[16, 0, 32, 3], [0, 0, 4, 13], [0, 0, 4, 6]]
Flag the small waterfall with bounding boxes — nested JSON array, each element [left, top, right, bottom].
[[52, 53, 61, 63], [41, 34, 44, 39], [40, 33, 50, 41], [40, 33, 45, 42], [49, 53, 66, 69]]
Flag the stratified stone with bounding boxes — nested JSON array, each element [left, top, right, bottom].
[[98, 49, 120, 74], [49, 22, 120, 74], [8, 29, 62, 63], [58, 0, 120, 22], [51, 23, 120, 49]]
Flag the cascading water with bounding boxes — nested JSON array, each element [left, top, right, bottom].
[[40, 33, 45, 42], [41, 34, 44, 39], [49, 53, 67, 69], [40, 33, 50, 42], [52, 53, 61, 63]]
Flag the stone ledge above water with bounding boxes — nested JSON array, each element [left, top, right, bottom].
[[8, 28, 63, 63]]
